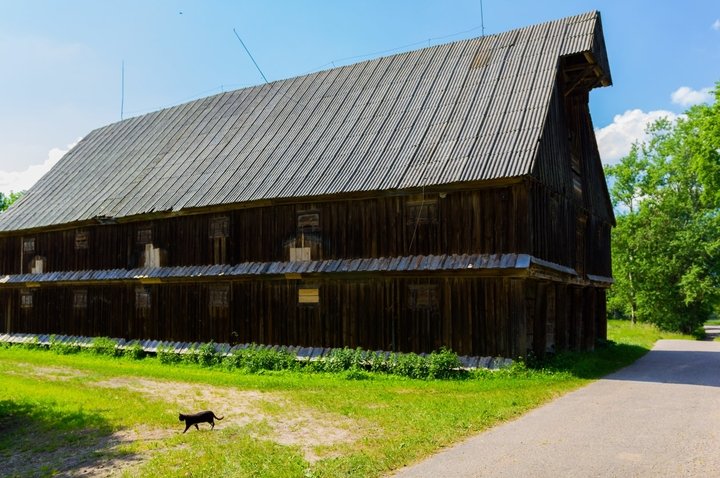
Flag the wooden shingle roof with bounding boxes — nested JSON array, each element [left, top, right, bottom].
[[0, 11, 610, 232]]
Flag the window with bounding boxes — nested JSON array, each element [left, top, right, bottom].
[[209, 284, 230, 309], [209, 216, 229, 264], [75, 231, 89, 250], [135, 287, 151, 309], [406, 197, 438, 226], [297, 210, 320, 232], [209, 216, 229, 238], [407, 284, 439, 310], [23, 237, 35, 254], [20, 290, 33, 309], [73, 289, 87, 309], [136, 227, 152, 245]]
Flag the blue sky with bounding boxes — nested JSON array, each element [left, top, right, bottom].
[[1, 0, 719, 194]]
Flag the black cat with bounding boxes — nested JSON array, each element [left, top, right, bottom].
[[179, 410, 224, 433]]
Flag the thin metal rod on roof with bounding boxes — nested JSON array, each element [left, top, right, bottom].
[[120, 60, 125, 120], [480, 0, 485, 37], [233, 28, 269, 84]]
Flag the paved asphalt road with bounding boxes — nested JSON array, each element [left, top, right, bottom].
[[392, 339, 720, 478]]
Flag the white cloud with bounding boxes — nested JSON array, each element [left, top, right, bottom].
[[595, 109, 677, 165], [713, 19, 720, 30], [670, 86, 713, 107], [0, 140, 79, 194]]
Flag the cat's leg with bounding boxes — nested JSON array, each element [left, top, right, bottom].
[[183, 423, 190, 433], [194, 424, 199, 430]]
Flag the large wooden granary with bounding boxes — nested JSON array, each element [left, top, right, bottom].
[[0, 11, 613, 358]]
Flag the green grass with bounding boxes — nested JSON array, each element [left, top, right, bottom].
[[0, 320, 693, 477]]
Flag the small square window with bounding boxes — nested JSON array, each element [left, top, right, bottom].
[[135, 287, 151, 309], [209, 284, 230, 308], [407, 284, 439, 310], [297, 211, 320, 232], [75, 231, 89, 250], [406, 198, 438, 226], [136, 227, 152, 245], [20, 291, 33, 309], [209, 216, 229, 238], [73, 289, 87, 309], [23, 238, 35, 254]]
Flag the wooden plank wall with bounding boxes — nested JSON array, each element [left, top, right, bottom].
[[531, 80, 613, 278], [0, 276, 606, 358], [0, 187, 532, 275]]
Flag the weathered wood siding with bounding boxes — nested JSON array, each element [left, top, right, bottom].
[[531, 81, 613, 278], [0, 187, 533, 275], [0, 276, 605, 357]]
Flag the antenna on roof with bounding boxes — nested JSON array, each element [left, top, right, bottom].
[[120, 60, 125, 120], [233, 28, 269, 84], [480, 0, 485, 37], [232, 28, 303, 105]]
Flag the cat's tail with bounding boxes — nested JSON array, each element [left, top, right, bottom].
[[213, 413, 224, 420]]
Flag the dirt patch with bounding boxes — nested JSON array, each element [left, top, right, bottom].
[[6, 361, 90, 381], [5, 362, 362, 474], [92, 376, 359, 462]]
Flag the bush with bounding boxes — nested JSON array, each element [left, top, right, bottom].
[[366, 351, 391, 374], [22, 336, 41, 350], [321, 347, 364, 373], [427, 347, 461, 379], [157, 345, 182, 365], [195, 342, 220, 367], [344, 367, 370, 380], [124, 342, 145, 360], [393, 352, 429, 379], [223, 345, 297, 372], [49, 335, 80, 355], [91, 337, 118, 357]]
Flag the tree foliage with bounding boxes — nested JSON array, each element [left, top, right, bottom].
[[605, 83, 720, 333], [0, 191, 24, 212]]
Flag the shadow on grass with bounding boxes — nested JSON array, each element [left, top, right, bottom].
[[533, 342, 649, 380], [0, 399, 142, 477]]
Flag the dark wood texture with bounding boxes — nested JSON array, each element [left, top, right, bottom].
[[0, 277, 606, 358]]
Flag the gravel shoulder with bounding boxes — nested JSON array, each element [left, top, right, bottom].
[[392, 339, 720, 478]]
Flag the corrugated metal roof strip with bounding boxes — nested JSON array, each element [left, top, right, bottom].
[[0, 253, 605, 286], [0, 11, 610, 232]]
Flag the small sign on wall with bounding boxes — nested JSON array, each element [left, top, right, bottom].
[[298, 288, 319, 304]]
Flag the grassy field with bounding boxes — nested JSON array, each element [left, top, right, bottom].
[[0, 320, 694, 477]]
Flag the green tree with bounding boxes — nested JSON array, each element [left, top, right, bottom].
[[0, 191, 23, 212], [605, 83, 720, 333]]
